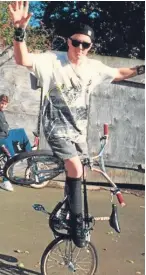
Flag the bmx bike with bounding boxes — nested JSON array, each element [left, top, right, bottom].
[[4, 124, 126, 274], [0, 131, 50, 189]]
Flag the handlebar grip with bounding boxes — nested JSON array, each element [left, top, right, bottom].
[[104, 124, 109, 135], [116, 191, 126, 207], [1, 144, 11, 157]]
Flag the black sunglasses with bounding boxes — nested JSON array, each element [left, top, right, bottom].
[[69, 38, 91, 49]]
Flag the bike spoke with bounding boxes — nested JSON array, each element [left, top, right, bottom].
[[43, 239, 97, 274], [6, 153, 63, 187]]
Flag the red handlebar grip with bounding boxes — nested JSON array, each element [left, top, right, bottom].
[[116, 191, 126, 207], [104, 124, 109, 135], [34, 136, 39, 147]]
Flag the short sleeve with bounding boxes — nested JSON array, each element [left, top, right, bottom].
[[89, 59, 119, 83], [29, 51, 54, 87]]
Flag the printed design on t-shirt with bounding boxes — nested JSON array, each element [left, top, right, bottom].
[[43, 77, 92, 141]]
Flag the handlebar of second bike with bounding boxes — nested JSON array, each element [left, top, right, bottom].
[[104, 123, 109, 135]]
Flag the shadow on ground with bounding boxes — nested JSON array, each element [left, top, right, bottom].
[[0, 254, 40, 275]]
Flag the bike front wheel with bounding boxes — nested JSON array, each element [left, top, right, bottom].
[[41, 236, 98, 275], [4, 150, 64, 189]]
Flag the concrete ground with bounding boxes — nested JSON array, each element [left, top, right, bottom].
[[0, 184, 144, 275]]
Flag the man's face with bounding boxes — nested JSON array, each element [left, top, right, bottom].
[[67, 33, 92, 62], [0, 100, 8, 111]]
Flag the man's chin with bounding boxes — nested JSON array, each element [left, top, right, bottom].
[[76, 54, 83, 60]]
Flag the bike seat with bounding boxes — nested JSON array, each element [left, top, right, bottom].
[[109, 204, 121, 233], [137, 164, 145, 173]]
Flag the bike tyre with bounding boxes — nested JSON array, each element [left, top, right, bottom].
[[4, 150, 64, 188], [41, 236, 98, 275]]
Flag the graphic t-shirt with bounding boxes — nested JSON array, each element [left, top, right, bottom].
[[30, 51, 118, 143]]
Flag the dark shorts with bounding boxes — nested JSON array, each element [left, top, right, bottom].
[[48, 137, 89, 160]]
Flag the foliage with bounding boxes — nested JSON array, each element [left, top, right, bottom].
[[0, 2, 14, 47], [0, 1, 144, 58], [33, 1, 145, 59], [26, 27, 50, 52], [0, 2, 49, 52]]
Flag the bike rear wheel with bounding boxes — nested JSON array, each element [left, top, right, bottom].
[[4, 150, 64, 189], [41, 236, 98, 275]]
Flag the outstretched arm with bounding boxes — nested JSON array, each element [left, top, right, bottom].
[[113, 65, 145, 81], [9, 1, 33, 67]]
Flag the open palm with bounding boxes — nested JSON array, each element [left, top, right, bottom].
[[8, 1, 32, 28]]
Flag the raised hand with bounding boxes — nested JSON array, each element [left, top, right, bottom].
[[8, 1, 33, 29]]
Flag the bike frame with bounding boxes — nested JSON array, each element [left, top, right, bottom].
[[38, 124, 125, 239]]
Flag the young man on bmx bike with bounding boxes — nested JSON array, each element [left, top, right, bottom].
[[9, 1, 145, 247]]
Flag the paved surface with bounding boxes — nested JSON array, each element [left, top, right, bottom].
[[0, 184, 144, 275]]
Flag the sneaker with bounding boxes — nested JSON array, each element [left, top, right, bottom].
[[56, 205, 69, 219], [71, 214, 86, 248], [60, 208, 69, 219], [54, 208, 70, 230], [0, 180, 14, 191]]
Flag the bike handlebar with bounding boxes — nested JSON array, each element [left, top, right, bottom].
[[116, 190, 126, 207]]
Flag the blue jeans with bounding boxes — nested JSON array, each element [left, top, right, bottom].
[[0, 128, 32, 182], [0, 128, 32, 156]]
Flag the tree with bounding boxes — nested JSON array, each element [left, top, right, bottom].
[[1, 1, 144, 57], [0, 2, 50, 52], [0, 2, 14, 47], [33, 1, 145, 59]]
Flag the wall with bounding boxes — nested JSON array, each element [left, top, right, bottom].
[[87, 55, 144, 166], [0, 48, 40, 143]]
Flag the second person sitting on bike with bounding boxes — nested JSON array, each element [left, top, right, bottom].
[[0, 94, 32, 192], [9, 1, 145, 248]]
